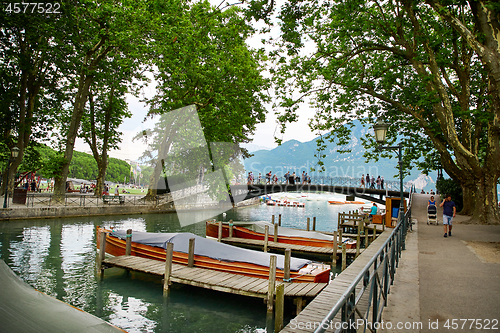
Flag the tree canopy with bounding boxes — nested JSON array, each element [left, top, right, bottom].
[[254, 0, 500, 223]]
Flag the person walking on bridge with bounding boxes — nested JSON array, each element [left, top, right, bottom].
[[439, 194, 456, 237]]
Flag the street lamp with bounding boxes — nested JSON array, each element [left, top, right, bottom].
[[3, 146, 20, 209], [373, 120, 407, 245]]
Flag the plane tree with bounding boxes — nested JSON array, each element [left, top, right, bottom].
[[0, 3, 71, 195], [256, 0, 500, 223], [139, 1, 270, 198], [52, 0, 159, 198]]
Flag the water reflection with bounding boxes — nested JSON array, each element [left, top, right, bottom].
[[0, 210, 268, 333], [0, 197, 372, 332]]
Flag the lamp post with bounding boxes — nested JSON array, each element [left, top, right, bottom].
[[3, 146, 20, 209], [373, 120, 407, 247]]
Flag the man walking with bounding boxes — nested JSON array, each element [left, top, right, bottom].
[[439, 194, 456, 237]]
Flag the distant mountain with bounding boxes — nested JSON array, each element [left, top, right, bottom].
[[243, 120, 438, 191], [241, 143, 274, 153]]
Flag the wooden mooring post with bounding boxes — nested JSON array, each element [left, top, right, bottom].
[[267, 255, 277, 312], [312, 217, 316, 231], [341, 243, 347, 271], [272, 215, 275, 224], [97, 231, 107, 276], [125, 229, 132, 256], [188, 238, 195, 267], [284, 248, 291, 281], [229, 219, 233, 238], [275, 283, 285, 332], [332, 231, 338, 266], [274, 223, 278, 242], [278, 214, 281, 226], [163, 242, 174, 295], [264, 225, 269, 253], [218, 221, 223, 242], [306, 218, 310, 231], [356, 218, 364, 258]]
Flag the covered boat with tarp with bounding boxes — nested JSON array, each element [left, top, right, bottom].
[[206, 220, 356, 249], [97, 227, 330, 283]]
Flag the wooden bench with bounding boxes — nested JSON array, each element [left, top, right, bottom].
[[102, 195, 125, 204]]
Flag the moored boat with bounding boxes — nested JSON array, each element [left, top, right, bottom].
[[205, 221, 356, 249], [97, 227, 330, 283]]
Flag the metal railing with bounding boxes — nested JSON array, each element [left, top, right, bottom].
[[313, 193, 412, 333], [25, 194, 160, 207]]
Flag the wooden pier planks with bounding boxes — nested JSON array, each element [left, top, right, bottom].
[[102, 256, 327, 299], [220, 237, 361, 256], [280, 229, 393, 333]]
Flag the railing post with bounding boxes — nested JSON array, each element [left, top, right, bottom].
[[125, 229, 132, 256], [267, 255, 277, 312]]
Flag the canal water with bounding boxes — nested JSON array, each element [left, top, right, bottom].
[[0, 192, 374, 333]]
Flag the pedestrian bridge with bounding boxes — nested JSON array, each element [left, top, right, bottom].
[[231, 184, 410, 205]]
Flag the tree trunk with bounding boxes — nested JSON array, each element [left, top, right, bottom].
[[458, 172, 499, 224], [53, 73, 94, 200]]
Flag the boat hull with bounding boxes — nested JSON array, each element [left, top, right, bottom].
[[97, 228, 330, 283], [206, 222, 356, 249]]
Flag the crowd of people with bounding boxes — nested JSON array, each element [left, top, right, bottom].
[[360, 174, 385, 189], [245, 171, 313, 185]]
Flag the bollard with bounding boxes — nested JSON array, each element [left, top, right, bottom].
[[342, 243, 347, 271], [188, 238, 195, 267], [332, 231, 338, 265], [278, 214, 281, 226], [272, 215, 275, 224], [264, 225, 269, 253], [275, 283, 285, 332], [267, 255, 277, 312], [125, 229, 132, 256], [274, 223, 278, 242], [313, 217, 316, 231], [229, 219, 233, 238], [163, 242, 174, 295], [306, 217, 310, 231], [284, 248, 291, 281], [218, 221, 222, 242]]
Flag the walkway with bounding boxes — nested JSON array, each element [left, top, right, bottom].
[[381, 194, 500, 333], [280, 228, 394, 332]]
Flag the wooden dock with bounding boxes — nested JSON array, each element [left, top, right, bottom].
[[102, 255, 327, 299], [220, 237, 361, 257], [280, 228, 393, 332]]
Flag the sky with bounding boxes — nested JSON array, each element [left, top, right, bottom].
[[73, 91, 319, 162]]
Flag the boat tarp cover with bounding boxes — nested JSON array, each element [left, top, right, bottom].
[[111, 230, 311, 271], [0, 260, 125, 333], [226, 221, 353, 242]]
